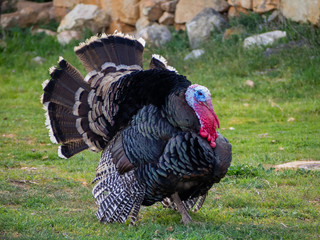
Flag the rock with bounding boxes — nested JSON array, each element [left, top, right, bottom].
[[243, 30, 287, 48], [140, 0, 164, 22], [228, 5, 249, 18], [32, 56, 46, 65], [1, 0, 17, 13], [98, 0, 139, 33], [57, 4, 110, 34], [245, 79, 255, 87], [228, 0, 252, 9], [16, 0, 52, 12], [119, 0, 140, 26], [253, 0, 278, 13], [280, 0, 320, 26], [136, 16, 153, 32], [1, 12, 19, 30], [19, 6, 39, 25], [160, 0, 178, 13], [57, 30, 82, 45], [107, 19, 136, 34], [159, 12, 175, 25], [184, 49, 205, 61], [32, 28, 57, 36], [175, 0, 230, 24], [174, 23, 186, 31], [137, 24, 172, 47], [263, 40, 308, 57], [287, 117, 295, 122], [274, 161, 320, 171], [1, 1, 54, 29], [267, 9, 279, 22], [51, 6, 69, 21], [223, 26, 245, 40], [53, 0, 79, 9], [186, 8, 229, 49]]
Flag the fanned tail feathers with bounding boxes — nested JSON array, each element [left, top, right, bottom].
[[92, 138, 145, 224], [41, 33, 147, 158], [41, 57, 105, 158], [74, 32, 145, 73]]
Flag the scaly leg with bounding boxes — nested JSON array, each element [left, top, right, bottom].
[[171, 192, 192, 224]]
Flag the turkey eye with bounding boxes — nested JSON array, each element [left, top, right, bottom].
[[198, 91, 203, 96]]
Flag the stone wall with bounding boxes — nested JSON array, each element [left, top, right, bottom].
[[51, 0, 319, 33], [1, 0, 320, 33]]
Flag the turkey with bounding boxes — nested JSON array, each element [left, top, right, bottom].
[[41, 32, 232, 225]]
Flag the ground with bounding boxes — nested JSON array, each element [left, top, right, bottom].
[[0, 14, 319, 239]]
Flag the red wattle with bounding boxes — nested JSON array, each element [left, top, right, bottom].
[[195, 101, 220, 148], [199, 128, 208, 138], [210, 140, 216, 148]]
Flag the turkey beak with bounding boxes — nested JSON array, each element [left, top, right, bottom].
[[203, 99, 220, 129], [202, 101, 211, 110]]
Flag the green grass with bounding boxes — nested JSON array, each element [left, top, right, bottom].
[[0, 15, 320, 239]]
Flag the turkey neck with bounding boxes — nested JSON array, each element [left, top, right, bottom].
[[162, 90, 201, 133]]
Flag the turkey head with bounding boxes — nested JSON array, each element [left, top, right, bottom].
[[185, 84, 220, 148]]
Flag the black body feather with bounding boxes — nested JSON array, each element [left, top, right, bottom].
[[41, 33, 232, 224]]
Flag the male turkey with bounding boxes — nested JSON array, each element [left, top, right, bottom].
[[41, 32, 232, 224]]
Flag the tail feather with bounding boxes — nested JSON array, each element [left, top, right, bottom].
[[58, 141, 89, 159], [42, 57, 105, 158], [93, 144, 145, 224], [74, 33, 145, 73], [42, 33, 146, 159], [97, 185, 131, 222]]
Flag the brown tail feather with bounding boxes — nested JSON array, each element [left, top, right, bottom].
[[46, 102, 82, 143], [59, 140, 89, 159], [74, 33, 145, 73], [42, 33, 147, 159], [42, 57, 106, 158]]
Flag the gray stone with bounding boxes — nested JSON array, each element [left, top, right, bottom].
[[263, 40, 308, 57], [175, 0, 230, 24], [267, 10, 280, 22], [274, 161, 320, 171], [186, 8, 229, 49], [32, 56, 46, 65], [184, 49, 205, 61], [57, 30, 82, 46], [245, 79, 255, 87], [135, 16, 153, 32], [57, 4, 110, 34], [243, 30, 287, 48], [137, 24, 172, 47]]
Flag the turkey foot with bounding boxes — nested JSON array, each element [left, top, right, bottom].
[[171, 192, 192, 224]]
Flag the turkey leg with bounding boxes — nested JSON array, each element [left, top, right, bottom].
[[171, 192, 192, 224]]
